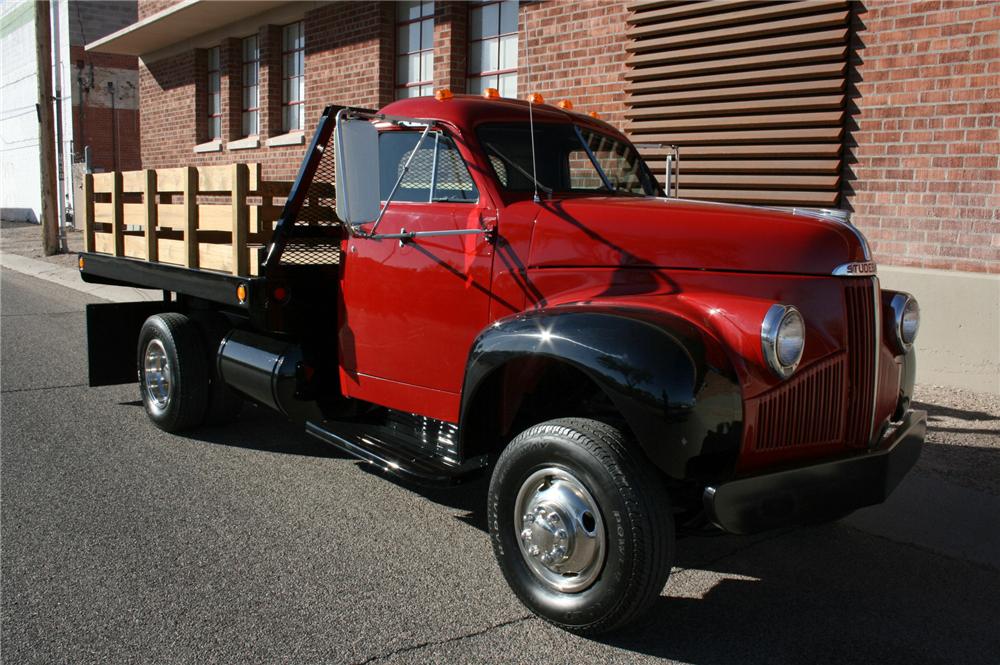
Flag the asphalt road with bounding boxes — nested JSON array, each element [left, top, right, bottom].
[[2, 267, 999, 664]]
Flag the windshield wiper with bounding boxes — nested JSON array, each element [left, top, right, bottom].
[[483, 142, 553, 197]]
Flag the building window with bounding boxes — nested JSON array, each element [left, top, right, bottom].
[[396, 1, 434, 99], [242, 35, 260, 136], [468, 1, 518, 98], [282, 22, 305, 132], [207, 46, 221, 140]]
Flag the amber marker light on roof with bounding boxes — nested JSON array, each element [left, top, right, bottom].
[[527, 92, 545, 104], [434, 88, 454, 101], [557, 100, 573, 110], [482, 88, 500, 99], [588, 111, 602, 119]]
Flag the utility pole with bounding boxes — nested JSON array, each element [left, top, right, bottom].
[[35, 0, 60, 256]]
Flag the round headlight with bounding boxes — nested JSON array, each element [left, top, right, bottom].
[[890, 293, 920, 351], [761, 305, 806, 379]]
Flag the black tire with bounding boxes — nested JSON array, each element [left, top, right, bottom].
[[189, 311, 244, 426], [488, 418, 674, 635], [137, 313, 209, 432]]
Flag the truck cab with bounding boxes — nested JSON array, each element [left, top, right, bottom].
[[79, 93, 926, 636]]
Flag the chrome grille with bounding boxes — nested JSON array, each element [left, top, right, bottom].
[[844, 280, 878, 447]]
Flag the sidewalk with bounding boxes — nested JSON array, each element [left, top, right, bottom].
[[0, 221, 159, 303]]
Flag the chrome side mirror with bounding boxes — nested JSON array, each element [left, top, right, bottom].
[[334, 114, 380, 226]]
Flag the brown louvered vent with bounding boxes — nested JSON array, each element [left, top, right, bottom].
[[624, 0, 849, 207]]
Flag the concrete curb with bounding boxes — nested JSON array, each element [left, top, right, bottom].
[[0, 252, 160, 303]]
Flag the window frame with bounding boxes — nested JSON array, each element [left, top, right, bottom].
[[206, 46, 222, 141], [467, 0, 519, 98], [241, 35, 260, 137], [395, 1, 435, 100], [281, 21, 305, 133]]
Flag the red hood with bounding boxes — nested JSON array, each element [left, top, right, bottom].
[[527, 197, 869, 275]]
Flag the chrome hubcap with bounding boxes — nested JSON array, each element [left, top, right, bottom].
[[143, 339, 171, 410], [514, 467, 606, 593]]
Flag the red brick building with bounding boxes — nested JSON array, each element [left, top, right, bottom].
[[88, 0, 1000, 390]]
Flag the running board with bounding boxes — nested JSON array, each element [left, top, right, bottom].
[[305, 420, 489, 486]]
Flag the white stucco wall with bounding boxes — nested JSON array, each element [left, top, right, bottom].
[[1, 0, 41, 222]]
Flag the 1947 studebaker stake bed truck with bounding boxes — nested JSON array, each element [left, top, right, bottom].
[[79, 92, 926, 635]]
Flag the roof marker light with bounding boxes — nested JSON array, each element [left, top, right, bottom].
[[527, 92, 545, 105], [588, 111, 601, 119], [482, 87, 500, 99], [557, 99, 573, 110], [434, 88, 453, 101]]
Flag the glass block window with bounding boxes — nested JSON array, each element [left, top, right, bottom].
[[468, 1, 518, 98], [282, 22, 305, 132], [206, 46, 221, 140], [241, 35, 260, 136], [395, 1, 435, 99]]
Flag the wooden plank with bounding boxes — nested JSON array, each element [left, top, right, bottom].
[[626, 10, 850, 53], [92, 172, 115, 193], [231, 163, 249, 277], [83, 173, 94, 252], [627, 111, 843, 133], [627, 1, 846, 40], [144, 170, 158, 263], [628, 79, 845, 106], [197, 164, 233, 192], [676, 187, 839, 206], [96, 202, 145, 225], [628, 0, 760, 25], [627, 28, 848, 67], [182, 167, 198, 269], [122, 170, 146, 192], [111, 172, 124, 257], [155, 237, 235, 274], [625, 46, 846, 82], [155, 167, 188, 192], [629, 127, 843, 144], [625, 62, 846, 94], [247, 163, 260, 190], [636, 144, 843, 158], [625, 95, 844, 120]]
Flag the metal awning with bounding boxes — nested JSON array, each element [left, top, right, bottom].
[[86, 0, 292, 56]]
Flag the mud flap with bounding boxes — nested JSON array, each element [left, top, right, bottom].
[[86, 301, 175, 386]]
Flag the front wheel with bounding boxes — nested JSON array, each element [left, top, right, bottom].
[[487, 418, 674, 635]]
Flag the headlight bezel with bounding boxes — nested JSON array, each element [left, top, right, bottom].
[[889, 292, 920, 352], [761, 304, 806, 380]]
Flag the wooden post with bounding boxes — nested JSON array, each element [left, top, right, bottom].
[[144, 169, 158, 262], [231, 163, 249, 276], [111, 171, 124, 257], [35, 0, 59, 256], [83, 173, 95, 252], [183, 166, 198, 268]]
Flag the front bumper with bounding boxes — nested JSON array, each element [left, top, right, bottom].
[[704, 409, 926, 535]]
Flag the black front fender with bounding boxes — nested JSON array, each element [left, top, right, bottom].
[[459, 306, 743, 479]]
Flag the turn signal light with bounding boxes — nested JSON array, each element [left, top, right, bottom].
[[434, 88, 453, 101], [588, 111, 602, 119], [557, 99, 573, 110], [236, 283, 248, 304], [482, 87, 500, 99], [527, 92, 545, 105]]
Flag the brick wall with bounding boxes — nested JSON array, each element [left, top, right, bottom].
[[846, 0, 1000, 273], [137, 0, 175, 21], [519, 0, 629, 130]]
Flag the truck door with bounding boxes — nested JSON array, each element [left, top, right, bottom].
[[338, 130, 495, 422]]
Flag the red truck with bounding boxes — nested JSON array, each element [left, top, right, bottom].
[[79, 93, 925, 635]]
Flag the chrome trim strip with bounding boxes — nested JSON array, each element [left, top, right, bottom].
[[869, 276, 881, 445], [833, 261, 878, 277]]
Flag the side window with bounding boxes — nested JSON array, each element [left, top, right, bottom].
[[378, 132, 479, 203]]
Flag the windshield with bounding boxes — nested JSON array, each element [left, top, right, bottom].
[[476, 123, 659, 196]]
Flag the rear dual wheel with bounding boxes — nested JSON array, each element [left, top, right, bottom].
[[488, 418, 675, 635], [137, 312, 242, 432]]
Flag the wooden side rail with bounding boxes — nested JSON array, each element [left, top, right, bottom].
[[83, 163, 293, 277]]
